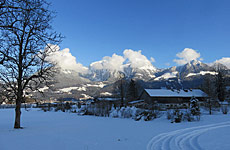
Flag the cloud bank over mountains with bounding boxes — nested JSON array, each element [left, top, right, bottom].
[[47, 45, 230, 72], [47, 45, 157, 73], [89, 49, 156, 72], [173, 48, 203, 65], [46, 45, 88, 73], [90, 54, 125, 71], [123, 49, 156, 70], [214, 57, 230, 69]]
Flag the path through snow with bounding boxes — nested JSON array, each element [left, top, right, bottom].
[[147, 121, 230, 150]]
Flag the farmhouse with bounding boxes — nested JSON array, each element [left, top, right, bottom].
[[139, 89, 208, 108]]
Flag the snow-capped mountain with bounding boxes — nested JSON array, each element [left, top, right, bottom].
[[211, 62, 229, 71], [123, 63, 157, 81], [84, 62, 157, 82], [153, 60, 215, 81], [85, 68, 122, 82], [175, 60, 214, 79], [55, 60, 228, 85], [36, 60, 229, 100], [54, 69, 90, 88]]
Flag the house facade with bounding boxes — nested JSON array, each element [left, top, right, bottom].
[[139, 89, 208, 109]]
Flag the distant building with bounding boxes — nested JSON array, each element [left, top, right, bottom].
[[225, 86, 230, 100], [139, 89, 208, 109]]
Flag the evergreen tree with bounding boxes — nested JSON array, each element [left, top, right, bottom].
[[126, 79, 137, 103], [190, 97, 200, 121], [216, 69, 225, 101]]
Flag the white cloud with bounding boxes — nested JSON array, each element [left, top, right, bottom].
[[123, 49, 156, 70], [45, 46, 156, 74], [90, 53, 125, 71], [46, 45, 88, 73], [214, 57, 230, 69], [90, 49, 156, 71], [150, 57, 156, 63], [165, 63, 170, 66], [173, 48, 201, 65]]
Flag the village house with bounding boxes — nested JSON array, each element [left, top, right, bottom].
[[139, 89, 209, 109]]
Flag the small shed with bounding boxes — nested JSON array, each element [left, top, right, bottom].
[[139, 89, 208, 105], [128, 100, 147, 108]]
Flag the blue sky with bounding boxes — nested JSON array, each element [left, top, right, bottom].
[[48, 0, 230, 68]]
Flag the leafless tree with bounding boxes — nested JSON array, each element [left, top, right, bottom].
[[113, 72, 127, 107], [0, 0, 62, 128], [201, 75, 216, 115]]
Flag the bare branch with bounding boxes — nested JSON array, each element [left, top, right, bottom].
[[0, 0, 63, 128]]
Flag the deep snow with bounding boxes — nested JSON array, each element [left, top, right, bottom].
[[0, 109, 230, 150]]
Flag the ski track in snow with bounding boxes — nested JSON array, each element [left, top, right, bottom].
[[147, 121, 230, 150]]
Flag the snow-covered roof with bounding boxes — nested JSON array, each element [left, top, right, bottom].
[[97, 98, 120, 101], [226, 86, 230, 90], [128, 100, 144, 104], [145, 89, 208, 98], [220, 101, 229, 105]]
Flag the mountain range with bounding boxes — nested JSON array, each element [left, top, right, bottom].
[[37, 60, 230, 100]]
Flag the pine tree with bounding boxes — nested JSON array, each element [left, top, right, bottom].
[[190, 97, 200, 121], [126, 79, 137, 103], [216, 69, 225, 101]]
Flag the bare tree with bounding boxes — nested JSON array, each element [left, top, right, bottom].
[[0, 0, 62, 128], [201, 74, 219, 114], [113, 72, 127, 107]]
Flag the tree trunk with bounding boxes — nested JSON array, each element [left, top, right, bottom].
[[15, 41, 23, 129], [14, 98, 21, 128], [120, 79, 124, 107], [209, 104, 212, 115], [14, 81, 23, 129]]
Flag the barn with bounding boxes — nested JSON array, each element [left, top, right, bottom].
[[139, 89, 208, 109]]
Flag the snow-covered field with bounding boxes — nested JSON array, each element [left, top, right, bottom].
[[0, 109, 230, 150]]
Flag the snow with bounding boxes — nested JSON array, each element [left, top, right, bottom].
[[154, 72, 178, 81], [97, 98, 120, 101], [59, 86, 86, 92], [62, 70, 72, 74], [100, 92, 112, 96], [186, 71, 217, 77], [128, 100, 144, 104], [147, 121, 230, 150], [80, 94, 93, 100], [145, 89, 208, 97], [86, 82, 106, 88], [38, 86, 49, 92], [149, 74, 156, 78], [1, 109, 230, 150], [220, 101, 229, 105], [139, 65, 157, 73], [58, 82, 106, 93]]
